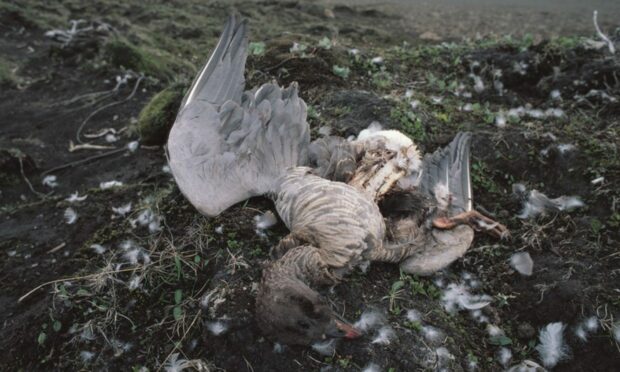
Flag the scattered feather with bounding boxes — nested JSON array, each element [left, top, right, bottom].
[[127, 275, 142, 291], [312, 339, 336, 356], [422, 325, 444, 343], [127, 141, 139, 152], [584, 316, 598, 332], [574, 325, 588, 342], [550, 90, 561, 100], [162, 165, 171, 173], [354, 309, 385, 333], [348, 48, 360, 56], [254, 211, 277, 230], [467, 359, 478, 371], [105, 133, 118, 143], [206, 321, 228, 336], [361, 362, 381, 372], [100, 180, 123, 190], [164, 353, 193, 372], [90, 244, 106, 254], [371, 326, 395, 345], [510, 252, 534, 276], [409, 99, 420, 110], [371, 56, 384, 65], [64, 207, 78, 224], [112, 202, 132, 216], [42, 175, 59, 188], [487, 324, 505, 337], [612, 322, 620, 342], [513, 184, 584, 219], [273, 343, 284, 353], [215, 225, 224, 234], [470, 74, 485, 93], [436, 346, 454, 361], [148, 218, 162, 233], [80, 351, 95, 362], [406, 309, 421, 322], [495, 113, 507, 128], [498, 347, 513, 366], [442, 283, 491, 313], [535, 322, 569, 368], [591, 176, 604, 185], [66, 192, 88, 202]]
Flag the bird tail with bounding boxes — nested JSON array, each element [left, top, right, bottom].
[[419, 132, 473, 214]]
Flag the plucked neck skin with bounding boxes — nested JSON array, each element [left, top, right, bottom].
[[269, 245, 340, 290]]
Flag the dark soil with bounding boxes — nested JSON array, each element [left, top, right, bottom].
[[1, 1, 619, 371]]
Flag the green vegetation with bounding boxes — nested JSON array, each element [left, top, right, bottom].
[[104, 39, 175, 81], [390, 102, 425, 142], [135, 83, 186, 145]]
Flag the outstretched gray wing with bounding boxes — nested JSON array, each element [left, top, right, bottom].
[[180, 15, 248, 109], [167, 17, 310, 217], [419, 132, 472, 214]]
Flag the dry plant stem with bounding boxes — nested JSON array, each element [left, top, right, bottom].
[[593, 10, 616, 54], [18, 156, 49, 199], [41, 147, 126, 176], [76, 75, 144, 143], [157, 309, 202, 372], [18, 267, 141, 303]]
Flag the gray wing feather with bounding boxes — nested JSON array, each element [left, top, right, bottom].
[[168, 82, 309, 217], [419, 132, 472, 214], [168, 17, 309, 217], [180, 15, 248, 109]]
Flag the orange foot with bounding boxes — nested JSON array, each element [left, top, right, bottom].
[[433, 210, 509, 239]]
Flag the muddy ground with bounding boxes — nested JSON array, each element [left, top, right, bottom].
[[1, 0, 619, 371]]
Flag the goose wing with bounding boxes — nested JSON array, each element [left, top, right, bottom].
[[418, 132, 473, 214], [167, 16, 310, 217]]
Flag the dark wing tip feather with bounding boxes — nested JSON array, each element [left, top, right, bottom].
[[420, 131, 473, 214], [180, 15, 249, 109]]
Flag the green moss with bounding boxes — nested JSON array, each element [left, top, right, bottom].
[[104, 38, 174, 80], [136, 84, 186, 145]]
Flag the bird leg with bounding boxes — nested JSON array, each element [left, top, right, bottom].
[[432, 210, 509, 239]]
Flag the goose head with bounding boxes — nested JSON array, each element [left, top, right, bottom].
[[256, 260, 360, 345]]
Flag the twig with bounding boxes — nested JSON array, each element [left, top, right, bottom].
[[47, 242, 66, 254], [41, 147, 126, 176], [76, 74, 144, 143], [18, 156, 49, 199], [593, 10, 616, 54], [157, 309, 202, 372], [68, 141, 115, 152]]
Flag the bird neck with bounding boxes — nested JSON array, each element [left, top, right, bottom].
[[276, 245, 341, 288]]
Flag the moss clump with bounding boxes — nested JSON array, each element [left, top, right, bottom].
[[136, 84, 186, 145], [104, 39, 174, 81]]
